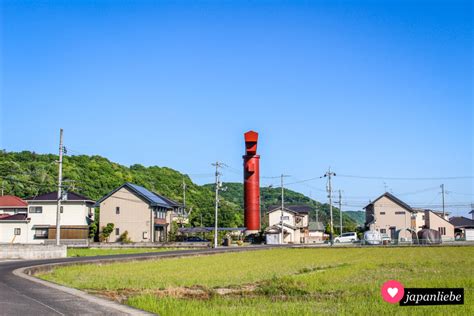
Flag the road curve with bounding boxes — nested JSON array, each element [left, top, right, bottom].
[[0, 247, 276, 316]]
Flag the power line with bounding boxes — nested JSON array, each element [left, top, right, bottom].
[[337, 174, 473, 180]]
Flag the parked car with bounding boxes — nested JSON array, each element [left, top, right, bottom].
[[184, 236, 208, 242], [334, 232, 359, 243]]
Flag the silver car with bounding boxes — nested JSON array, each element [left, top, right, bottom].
[[334, 232, 359, 243]]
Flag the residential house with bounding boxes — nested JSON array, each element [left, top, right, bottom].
[[365, 192, 454, 242], [265, 205, 310, 244], [26, 191, 95, 243], [95, 183, 184, 242], [307, 221, 327, 243], [449, 216, 474, 241], [0, 195, 30, 243], [423, 209, 455, 240]]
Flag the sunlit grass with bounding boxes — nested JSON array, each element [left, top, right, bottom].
[[67, 247, 183, 257], [41, 247, 473, 315]]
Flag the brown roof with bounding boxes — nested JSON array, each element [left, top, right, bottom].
[[0, 195, 28, 208], [0, 213, 28, 221], [26, 191, 94, 202], [268, 205, 311, 214]]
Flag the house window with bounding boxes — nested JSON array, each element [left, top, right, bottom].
[[380, 212, 386, 215], [60, 206, 63, 213], [34, 228, 48, 239], [422, 215, 425, 220], [156, 209, 166, 219], [380, 229, 386, 234], [14, 228, 21, 235], [116, 207, 120, 215], [395, 211, 405, 215], [438, 227, 446, 235], [29, 206, 43, 213], [116, 228, 120, 236]]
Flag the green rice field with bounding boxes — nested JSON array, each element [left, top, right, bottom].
[[41, 247, 473, 315]]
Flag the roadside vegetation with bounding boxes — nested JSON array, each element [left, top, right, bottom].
[[67, 248, 185, 257], [40, 247, 473, 315]]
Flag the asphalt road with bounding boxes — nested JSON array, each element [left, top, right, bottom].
[[0, 247, 274, 316]]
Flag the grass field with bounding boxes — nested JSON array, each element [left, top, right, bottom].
[[67, 248, 183, 257], [40, 247, 473, 315]]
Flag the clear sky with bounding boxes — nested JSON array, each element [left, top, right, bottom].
[[1, 0, 472, 215]]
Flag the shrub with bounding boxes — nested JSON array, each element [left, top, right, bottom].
[[99, 223, 114, 242], [118, 230, 132, 243]]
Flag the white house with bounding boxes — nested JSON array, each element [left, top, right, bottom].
[[0, 195, 30, 243], [25, 191, 95, 243], [265, 205, 310, 244]]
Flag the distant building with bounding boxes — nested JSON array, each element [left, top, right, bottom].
[[26, 191, 95, 243], [95, 183, 185, 242], [365, 192, 454, 241], [449, 216, 474, 241], [307, 221, 327, 243], [265, 205, 310, 244], [0, 195, 30, 243]]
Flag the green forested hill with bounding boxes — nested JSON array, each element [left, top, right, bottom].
[[344, 210, 366, 226], [0, 151, 242, 228], [0, 151, 357, 231]]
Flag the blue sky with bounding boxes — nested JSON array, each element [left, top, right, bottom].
[[1, 1, 472, 215]]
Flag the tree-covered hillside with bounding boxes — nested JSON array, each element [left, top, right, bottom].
[[344, 210, 366, 226], [0, 151, 242, 228], [204, 182, 358, 232], [0, 151, 357, 232]]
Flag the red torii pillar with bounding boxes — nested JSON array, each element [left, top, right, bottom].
[[243, 131, 260, 234]]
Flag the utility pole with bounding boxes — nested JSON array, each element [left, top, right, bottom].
[[324, 168, 336, 245], [182, 179, 186, 211], [212, 162, 224, 248], [1, 179, 4, 196], [441, 184, 445, 218], [280, 174, 290, 244], [56, 129, 64, 246], [181, 178, 186, 227], [338, 190, 343, 235]]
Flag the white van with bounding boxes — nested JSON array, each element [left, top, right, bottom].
[[334, 232, 359, 243]]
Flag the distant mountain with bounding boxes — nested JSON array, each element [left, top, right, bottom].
[[344, 210, 366, 226], [204, 182, 358, 232]]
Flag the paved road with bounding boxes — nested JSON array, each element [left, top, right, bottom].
[[0, 247, 274, 316]]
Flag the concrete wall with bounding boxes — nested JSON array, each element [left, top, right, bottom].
[[0, 244, 66, 259], [99, 187, 152, 242]]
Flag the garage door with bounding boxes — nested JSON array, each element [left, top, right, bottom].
[[465, 229, 474, 241]]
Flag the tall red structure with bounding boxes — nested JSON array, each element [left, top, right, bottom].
[[243, 130, 260, 234]]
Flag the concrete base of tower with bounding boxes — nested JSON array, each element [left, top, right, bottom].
[[244, 229, 259, 236]]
